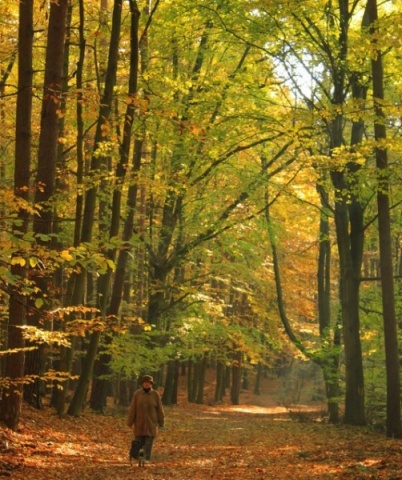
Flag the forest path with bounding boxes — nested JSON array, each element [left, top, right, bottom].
[[2, 400, 402, 479]]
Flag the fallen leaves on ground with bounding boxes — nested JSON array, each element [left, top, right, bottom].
[[1, 402, 402, 479]]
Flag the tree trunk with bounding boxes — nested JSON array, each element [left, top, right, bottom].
[[331, 192, 365, 425], [231, 352, 242, 405], [0, 0, 33, 429], [24, 0, 68, 409], [162, 360, 179, 405], [109, 139, 144, 314], [214, 362, 225, 402], [90, 138, 144, 411], [195, 354, 208, 405], [187, 360, 197, 403], [90, 0, 141, 412], [67, 0, 123, 417], [327, 0, 366, 426], [316, 181, 340, 423], [367, 0, 402, 438], [50, 1, 73, 412], [53, 0, 87, 416]]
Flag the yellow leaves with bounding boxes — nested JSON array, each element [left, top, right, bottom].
[[10, 256, 26, 267], [0, 346, 37, 356], [106, 259, 116, 271], [35, 298, 44, 309], [60, 249, 73, 262], [20, 326, 72, 347], [311, 147, 366, 171], [55, 245, 115, 273], [93, 140, 118, 157]]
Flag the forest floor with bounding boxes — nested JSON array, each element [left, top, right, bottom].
[[1, 381, 402, 480]]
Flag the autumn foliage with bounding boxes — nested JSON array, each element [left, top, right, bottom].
[[1, 380, 402, 480], [2, 0, 402, 441]]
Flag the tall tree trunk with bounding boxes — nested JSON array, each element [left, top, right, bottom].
[[67, 0, 123, 417], [316, 181, 340, 423], [49, 0, 72, 411], [367, 0, 402, 438], [328, 0, 365, 426], [331, 188, 365, 425], [90, 0, 141, 413], [54, 0, 86, 416], [23, 0, 68, 409], [0, 0, 33, 430]]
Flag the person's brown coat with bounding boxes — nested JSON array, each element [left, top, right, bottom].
[[127, 388, 165, 437]]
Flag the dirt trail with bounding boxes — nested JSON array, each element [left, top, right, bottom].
[[2, 400, 402, 480]]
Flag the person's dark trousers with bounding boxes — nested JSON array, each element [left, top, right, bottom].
[[135, 435, 155, 460]]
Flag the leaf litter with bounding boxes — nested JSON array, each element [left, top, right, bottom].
[[1, 400, 402, 479]]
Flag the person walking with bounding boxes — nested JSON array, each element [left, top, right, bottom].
[[127, 375, 165, 463]]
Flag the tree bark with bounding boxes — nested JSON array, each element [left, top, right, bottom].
[[214, 362, 226, 402], [316, 181, 340, 423], [328, 0, 365, 425], [195, 354, 208, 405], [90, 0, 141, 413], [366, 0, 402, 438], [67, 0, 123, 417], [53, 0, 86, 416], [24, 0, 69, 409], [187, 360, 197, 403], [230, 351, 242, 405], [0, 0, 33, 430], [162, 360, 179, 405]]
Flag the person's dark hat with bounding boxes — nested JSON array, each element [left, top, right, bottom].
[[141, 375, 154, 384]]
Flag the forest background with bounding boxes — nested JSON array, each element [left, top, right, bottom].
[[1, 0, 402, 439]]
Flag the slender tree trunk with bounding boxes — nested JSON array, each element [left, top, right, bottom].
[[195, 354, 208, 405], [231, 351, 242, 405], [367, 0, 402, 438], [331, 191, 365, 425], [90, 0, 140, 412], [171, 359, 180, 404], [0, 0, 33, 429], [67, 0, 123, 417], [316, 181, 340, 423], [187, 360, 197, 403], [162, 360, 178, 405], [54, 0, 87, 416], [214, 362, 225, 402]]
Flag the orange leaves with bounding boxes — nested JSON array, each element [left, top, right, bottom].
[[4, 388, 402, 480]]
